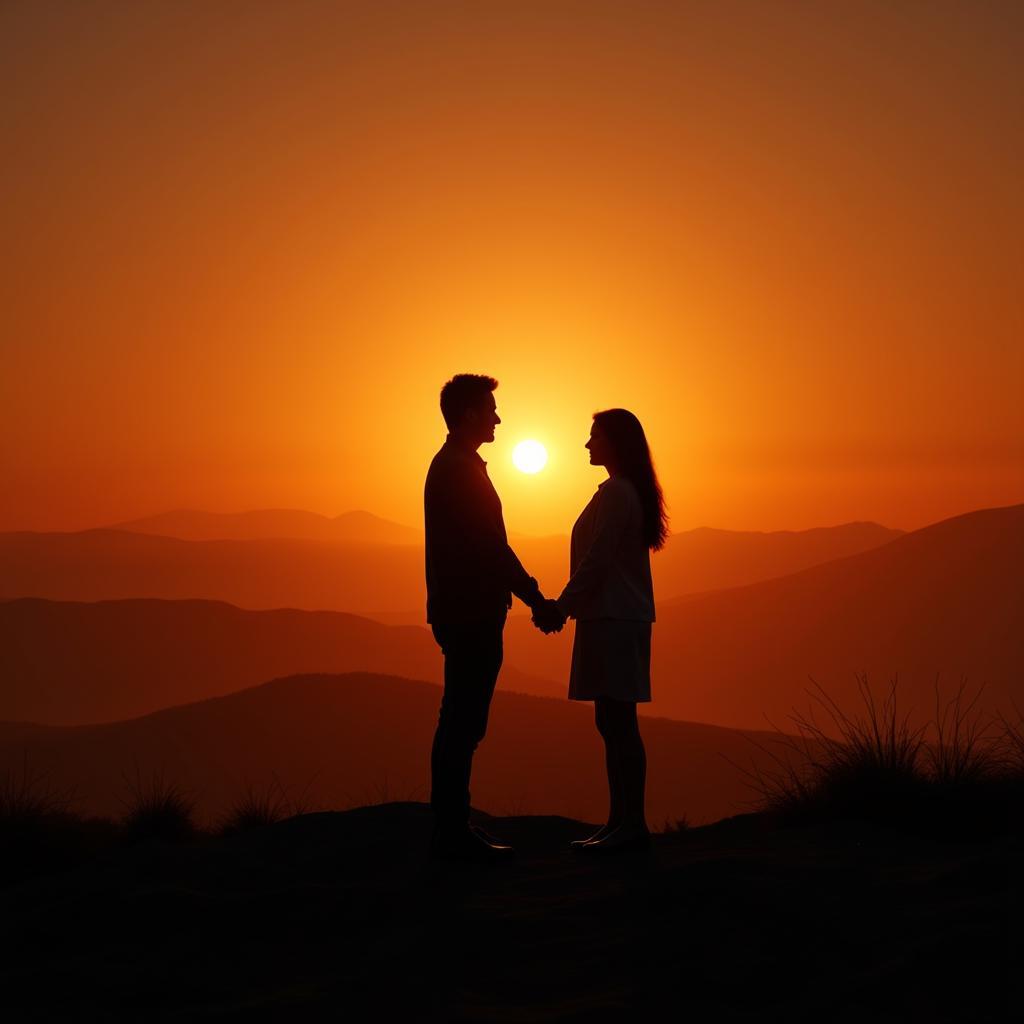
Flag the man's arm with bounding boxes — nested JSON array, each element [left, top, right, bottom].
[[499, 542, 544, 611], [426, 457, 545, 611]]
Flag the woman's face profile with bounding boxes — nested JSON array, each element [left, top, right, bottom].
[[585, 423, 611, 467]]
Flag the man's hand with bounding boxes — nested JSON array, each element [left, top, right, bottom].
[[531, 598, 566, 635]]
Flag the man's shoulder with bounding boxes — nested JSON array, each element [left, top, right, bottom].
[[426, 445, 447, 473], [426, 442, 477, 491]]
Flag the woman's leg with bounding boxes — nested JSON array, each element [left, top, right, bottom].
[[583, 700, 625, 842], [594, 698, 648, 841]]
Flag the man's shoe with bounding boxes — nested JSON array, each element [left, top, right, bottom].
[[576, 827, 652, 856], [470, 824, 515, 853], [430, 826, 512, 863]]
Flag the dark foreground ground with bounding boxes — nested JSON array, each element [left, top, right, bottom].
[[1, 803, 1014, 1022]]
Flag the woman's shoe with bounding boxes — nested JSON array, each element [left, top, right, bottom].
[[570, 825, 614, 850], [577, 826, 651, 855]]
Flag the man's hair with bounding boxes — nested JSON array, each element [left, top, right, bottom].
[[439, 373, 498, 429]]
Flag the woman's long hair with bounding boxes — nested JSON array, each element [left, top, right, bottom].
[[593, 408, 669, 551]]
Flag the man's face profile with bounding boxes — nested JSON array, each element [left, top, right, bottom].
[[464, 394, 500, 446]]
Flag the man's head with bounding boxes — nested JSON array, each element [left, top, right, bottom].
[[440, 373, 501, 446]]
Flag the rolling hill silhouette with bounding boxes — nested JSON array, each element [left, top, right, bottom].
[[652, 520, 902, 595], [0, 531, 430, 620], [113, 507, 421, 545], [2, 506, 1016, 733], [0, 518, 901, 618], [0, 598, 551, 725], [113, 507, 900, 594], [502, 503, 1024, 730], [0, 671, 803, 826]]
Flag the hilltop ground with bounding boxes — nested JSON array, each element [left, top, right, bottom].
[[0, 803, 1012, 1022]]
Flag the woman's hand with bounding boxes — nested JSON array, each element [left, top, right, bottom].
[[531, 599, 566, 634]]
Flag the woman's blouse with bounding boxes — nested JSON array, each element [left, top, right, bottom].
[[556, 476, 655, 622]]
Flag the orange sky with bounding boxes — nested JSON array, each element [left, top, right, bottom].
[[2, 1, 1021, 535]]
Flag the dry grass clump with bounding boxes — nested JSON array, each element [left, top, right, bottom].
[[660, 814, 691, 835], [993, 705, 1024, 822], [120, 767, 197, 844], [925, 681, 1001, 787], [0, 756, 115, 880], [739, 675, 1018, 836], [0, 755, 75, 823], [741, 676, 926, 825], [997, 705, 1024, 774], [219, 779, 305, 836]]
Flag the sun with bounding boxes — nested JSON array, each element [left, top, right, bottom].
[[512, 439, 548, 474]]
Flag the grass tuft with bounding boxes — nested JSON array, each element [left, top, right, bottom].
[[660, 814, 691, 835], [219, 779, 295, 836], [0, 755, 75, 823], [997, 704, 1024, 774], [924, 678, 1000, 787], [735, 675, 1019, 836], [0, 755, 115, 882], [740, 676, 926, 825], [120, 766, 196, 844]]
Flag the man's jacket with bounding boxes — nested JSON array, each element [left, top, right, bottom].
[[424, 436, 542, 624]]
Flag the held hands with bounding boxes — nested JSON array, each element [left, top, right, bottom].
[[531, 598, 566, 635]]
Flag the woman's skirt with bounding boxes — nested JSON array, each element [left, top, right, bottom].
[[568, 618, 652, 703]]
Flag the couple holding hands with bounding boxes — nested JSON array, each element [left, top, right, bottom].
[[425, 373, 667, 861]]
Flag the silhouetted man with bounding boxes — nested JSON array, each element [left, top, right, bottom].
[[425, 373, 563, 861]]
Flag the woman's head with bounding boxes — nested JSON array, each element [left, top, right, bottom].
[[588, 409, 669, 551]]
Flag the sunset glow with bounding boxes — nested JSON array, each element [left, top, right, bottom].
[[1, 2, 1020, 536]]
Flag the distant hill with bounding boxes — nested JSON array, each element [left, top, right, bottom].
[[502, 504, 1024, 730], [113, 508, 421, 546], [113, 507, 901, 591], [0, 531, 430, 619], [0, 519, 901, 617], [1, 507, 1015, 734], [0, 598, 551, 725], [0, 671, 805, 826], [656, 521, 902, 595]]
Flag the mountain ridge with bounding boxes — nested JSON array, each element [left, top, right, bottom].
[[0, 596, 553, 725], [0, 517, 905, 614], [503, 502, 1024, 729], [111, 507, 422, 545]]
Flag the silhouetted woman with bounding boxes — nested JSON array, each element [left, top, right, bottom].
[[553, 409, 667, 852]]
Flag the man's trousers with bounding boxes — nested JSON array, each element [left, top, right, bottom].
[[429, 615, 505, 831]]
